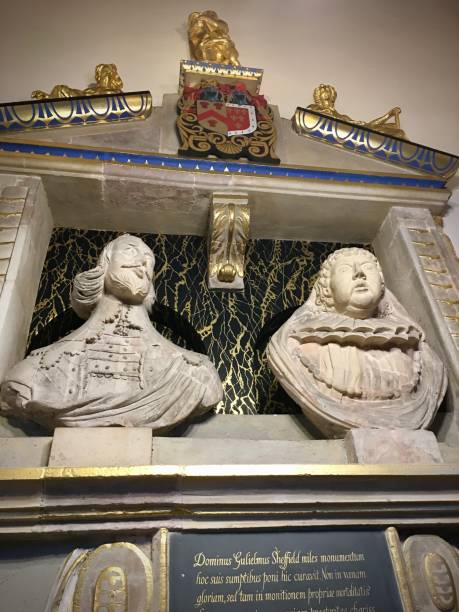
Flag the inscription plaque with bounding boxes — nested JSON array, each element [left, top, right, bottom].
[[168, 530, 407, 612]]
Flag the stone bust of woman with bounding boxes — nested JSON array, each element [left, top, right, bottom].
[[1, 235, 222, 431], [267, 248, 447, 438]]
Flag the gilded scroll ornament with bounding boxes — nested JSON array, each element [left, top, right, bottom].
[[208, 193, 250, 290], [308, 84, 406, 138], [31, 63, 123, 99], [176, 79, 279, 163], [188, 10, 240, 66]]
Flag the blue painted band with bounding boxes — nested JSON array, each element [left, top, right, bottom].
[[0, 140, 445, 189]]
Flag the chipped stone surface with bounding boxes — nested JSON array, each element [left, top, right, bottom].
[[345, 428, 444, 464]]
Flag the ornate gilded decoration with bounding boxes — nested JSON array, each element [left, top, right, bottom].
[[45, 542, 153, 612], [308, 84, 406, 138], [188, 10, 240, 66], [179, 60, 263, 95], [0, 92, 152, 132], [292, 107, 459, 180], [93, 566, 128, 611], [31, 63, 123, 99], [403, 535, 459, 612], [208, 193, 250, 290], [424, 553, 456, 611], [176, 79, 279, 163], [385, 528, 415, 612]]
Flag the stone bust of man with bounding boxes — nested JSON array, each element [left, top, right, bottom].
[[267, 248, 447, 438], [0, 235, 223, 430]]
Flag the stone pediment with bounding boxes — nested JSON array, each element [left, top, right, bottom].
[[1, 93, 449, 179], [0, 93, 453, 242]]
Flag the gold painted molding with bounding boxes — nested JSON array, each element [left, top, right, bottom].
[[386, 527, 415, 612], [0, 463, 458, 481]]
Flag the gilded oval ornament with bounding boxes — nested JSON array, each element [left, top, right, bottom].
[[423, 552, 456, 611], [94, 566, 127, 611]]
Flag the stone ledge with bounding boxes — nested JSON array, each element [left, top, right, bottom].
[[0, 436, 52, 467], [152, 437, 347, 465], [48, 428, 153, 467], [345, 429, 444, 464]]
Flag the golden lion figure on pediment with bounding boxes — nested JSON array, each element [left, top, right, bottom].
[[31, 63, 124, 100]]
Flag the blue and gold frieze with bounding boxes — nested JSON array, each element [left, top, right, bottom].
[[0, 92, 152, 133], [0, 140, 446, 189], [292, 108, 459, 181]]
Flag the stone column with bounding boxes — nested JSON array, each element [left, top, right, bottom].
[[373, 207, 459, 443], [0, 174, 52, 380]]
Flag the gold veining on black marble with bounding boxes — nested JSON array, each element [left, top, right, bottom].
[[29, 229, 365, 415]]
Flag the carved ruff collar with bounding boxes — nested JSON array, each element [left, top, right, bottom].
[[291, 313, 422, 350]]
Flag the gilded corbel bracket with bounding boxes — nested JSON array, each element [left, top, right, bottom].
[[208, 193, 250, 290]]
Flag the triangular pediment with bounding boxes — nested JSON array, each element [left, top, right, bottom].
[[1, 93, 450, 183]]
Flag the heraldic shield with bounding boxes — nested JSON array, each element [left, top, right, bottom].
[[196, 101, 257, 136], [176, 80, 280, 163]]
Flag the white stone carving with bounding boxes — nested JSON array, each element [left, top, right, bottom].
[[0, 234, 222, 430], [267, 247, 447, 438]]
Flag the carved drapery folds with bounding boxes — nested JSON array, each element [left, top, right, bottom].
[[267, 247, 447, 438], [0, 235, 223, 430], [208, 193, 250, 290]]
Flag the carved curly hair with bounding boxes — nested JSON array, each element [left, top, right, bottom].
[[71, 235, 156, 319], [313, 84, 337, 107], [314, 247, 384, 311]]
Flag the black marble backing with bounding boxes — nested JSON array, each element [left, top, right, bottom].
[[28, 229, 363, 415]]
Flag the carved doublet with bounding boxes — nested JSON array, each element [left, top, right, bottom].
[[86, 331, 144, 394], [87, 333, 143, 380]]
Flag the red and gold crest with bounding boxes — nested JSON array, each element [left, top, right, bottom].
[[176, 81, 279, 163], [196, 101, 257, 136]]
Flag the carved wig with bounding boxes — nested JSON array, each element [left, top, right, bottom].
[[71, 235, 156, 319]]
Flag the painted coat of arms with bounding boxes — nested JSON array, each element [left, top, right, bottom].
[[176, 80, 279, 164]]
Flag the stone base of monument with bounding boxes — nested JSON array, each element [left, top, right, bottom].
[[48, 428, 153, 467], [2, 417, 459, 468], [345, 428, 444, 464]]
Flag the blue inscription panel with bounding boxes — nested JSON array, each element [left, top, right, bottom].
[[169, 530, 404, 612]]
